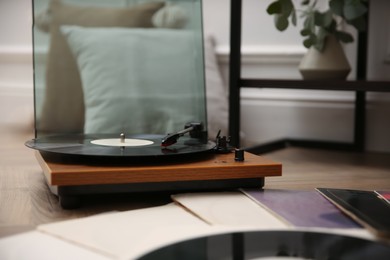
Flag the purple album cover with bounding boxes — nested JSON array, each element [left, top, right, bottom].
[[242, 189, 360, 229]]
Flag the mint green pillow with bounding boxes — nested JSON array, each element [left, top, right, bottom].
[[62, 26, 205, 135]]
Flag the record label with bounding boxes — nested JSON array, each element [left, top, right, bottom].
[[90, 138, 154, 147]]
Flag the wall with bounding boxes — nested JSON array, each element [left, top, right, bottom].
[[0, 0, 33, 130], [1, 0, 390, 152]]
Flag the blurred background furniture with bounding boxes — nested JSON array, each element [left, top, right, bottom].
[[228, 0, 390, 153]]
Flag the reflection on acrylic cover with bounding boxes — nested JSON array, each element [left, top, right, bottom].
[[32, 0, 208, 137]]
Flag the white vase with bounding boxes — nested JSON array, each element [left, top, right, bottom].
[[299, 35, 351, 80]]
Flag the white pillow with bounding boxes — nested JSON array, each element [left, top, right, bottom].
[[61, 26, 205, 135], [152, 3, 188, 29]]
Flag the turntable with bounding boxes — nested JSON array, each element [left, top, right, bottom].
[[28, 0, 282, 208]]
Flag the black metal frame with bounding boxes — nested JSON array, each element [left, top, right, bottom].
[[229, 0, 390, 153]]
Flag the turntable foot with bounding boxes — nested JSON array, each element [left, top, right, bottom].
[[59, 195, 82, 209]]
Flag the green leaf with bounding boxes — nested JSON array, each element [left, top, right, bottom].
[[275, 14, 289, 31], [321, 19, 337, 34], [335, 30, 354, 43], [303, 12, 315, 32], [266, 1, 282, 15], [303, 33, 317, 49], [280, 0, 294, 16], [300, 28, 311, 36], [314, 10, 333, 28], [314, 29, 328, 51], [291, 9, 297, 26], [329, 0, 343, 16], [343, 0, 367, 21], [347, 16, 366, 31], [326, 19, 337, 33], [313, 11, 322, 26], [323, 10, 334, 27], [303, 37, 315, 49]]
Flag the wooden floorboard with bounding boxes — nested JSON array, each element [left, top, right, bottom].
[[1, 124, 389, 238], [264, 147, 390, 191]]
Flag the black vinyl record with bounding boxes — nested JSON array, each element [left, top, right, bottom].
[[26, 134, 216, 162], [137, 230, 390, 260]]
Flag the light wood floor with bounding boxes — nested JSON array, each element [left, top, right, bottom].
[[1, 124, 389, 238]]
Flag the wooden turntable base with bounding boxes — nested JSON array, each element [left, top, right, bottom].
[[35, 151, 282, 208], [37, 151, 281, 186]]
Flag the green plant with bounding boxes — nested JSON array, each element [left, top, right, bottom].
[[266, 0, 368, 51]]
